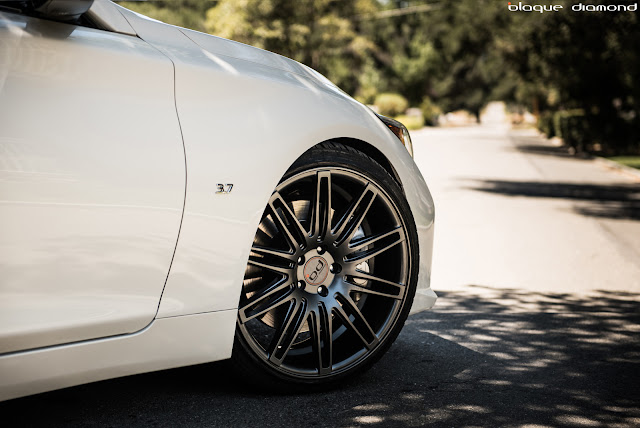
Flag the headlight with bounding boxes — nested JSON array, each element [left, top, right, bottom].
[[376, 114, 414, 158]]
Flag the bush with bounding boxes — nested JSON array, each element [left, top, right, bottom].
[[374, 93, 408, 117], [537, 111, 555, 138], [420, 97, 442, 126], [395, 114, 425, 130], [554, 109, 588, 152]]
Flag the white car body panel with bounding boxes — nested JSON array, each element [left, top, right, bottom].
[[0, 11, 185, 353], [0, 0, 435, 401], [0, 309, 236, 402]]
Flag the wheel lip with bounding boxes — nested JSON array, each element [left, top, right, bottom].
[[237, 165, 415, 380]]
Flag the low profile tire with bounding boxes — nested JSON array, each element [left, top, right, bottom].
[[232, 142, 419, 389]]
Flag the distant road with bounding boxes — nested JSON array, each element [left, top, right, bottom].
[[414, 124, 640, 297]]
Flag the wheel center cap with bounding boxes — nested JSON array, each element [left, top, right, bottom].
[[297, 248, 335, 293], [303, 256, 329, 285]]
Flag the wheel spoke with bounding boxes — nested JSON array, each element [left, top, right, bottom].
[[334, 293, 379, 350], [344, 230, 405, 263], [269, 191, 308, 251], [346, 282, 405, 300], [332, 183, 377, 246], [347, 270, 406, 290], [309, 302, 333, 374], [268, 298, 308, 365], [251, 245, 296, 261], [312, 171, 332, 241], [345, 226, 404, 255], [238, 279, 293, 323], [247, 256, 292, 275]]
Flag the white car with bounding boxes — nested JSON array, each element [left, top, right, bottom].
[[0, 0, 436, 400]]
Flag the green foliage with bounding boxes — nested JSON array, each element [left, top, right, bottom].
[[353, 59, 384, 104], [203, 0, 379, 95], [553, 110, 589, 152], [537, 111, 555, 139], [116, 0, 211, 32], [500, 1, 639, 153], [374, 93, 408, 117], [395, 114, 424, 131], [608, 156, 640, 170], [539, 109, 590, 152], [420, 97, 442, 127]]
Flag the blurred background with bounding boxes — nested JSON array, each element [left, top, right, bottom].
[[118, 0, 639, 164]]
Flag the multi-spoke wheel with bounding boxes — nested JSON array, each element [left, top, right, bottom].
[[233, 142, 418, 388]]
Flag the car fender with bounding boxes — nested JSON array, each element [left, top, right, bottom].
[[117, 7, 436, 326]]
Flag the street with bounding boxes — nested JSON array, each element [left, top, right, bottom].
[[3, 125, 640, 427]]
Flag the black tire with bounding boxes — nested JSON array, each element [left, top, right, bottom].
[[232, 142, 419, 391]]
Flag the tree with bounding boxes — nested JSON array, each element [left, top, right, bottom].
[[499, 0, 640, 153], [203, 0, 379, 95], [117, 0, 213, 32]]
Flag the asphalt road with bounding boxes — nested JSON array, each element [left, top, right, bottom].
[[3, 125, 640, 427]]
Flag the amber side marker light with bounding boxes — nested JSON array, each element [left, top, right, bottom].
[[376, 114, 414, 158]]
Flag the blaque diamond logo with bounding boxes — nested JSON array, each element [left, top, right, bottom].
[[507, 1, 563, 12], [571, 2, 637, 10], [507, 2, 638, 12]]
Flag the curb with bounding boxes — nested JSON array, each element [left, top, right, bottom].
[[594, 156, 640, 182]]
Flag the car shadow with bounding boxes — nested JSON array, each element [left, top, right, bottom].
[[2, 286, 639, 427]]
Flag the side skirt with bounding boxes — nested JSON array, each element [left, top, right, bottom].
[[0, 309, 237, 402]]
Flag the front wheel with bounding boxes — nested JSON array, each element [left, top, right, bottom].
[[233, 142, 419, 389]]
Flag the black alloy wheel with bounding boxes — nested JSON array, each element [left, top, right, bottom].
[[233, 142, 419, 388]]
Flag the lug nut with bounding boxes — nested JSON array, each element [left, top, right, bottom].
[[317, 285, 328, 297], [297, 280, 305, 289], [297, 256, 305, 265], [316, 246, 325, 254], [329, 263, 342, 274]]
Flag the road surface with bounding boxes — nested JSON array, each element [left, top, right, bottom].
[[3, 125, 639, 427]]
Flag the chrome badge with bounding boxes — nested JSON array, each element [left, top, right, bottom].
[[216, 183, 233, 194]]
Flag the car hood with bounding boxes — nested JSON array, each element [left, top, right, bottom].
[[180, 28, 335, 87]]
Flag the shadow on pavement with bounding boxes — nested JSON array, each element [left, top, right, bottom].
[[511, 142, 579, 159], [468, 179, 640, 220], [2, 287, 639, 427], [507, 133, 591, 159]]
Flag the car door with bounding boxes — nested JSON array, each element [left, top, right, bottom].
[[0, 11, 185, 353]]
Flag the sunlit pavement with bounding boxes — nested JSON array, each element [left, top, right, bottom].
[[414, 124, 640, 297], [3, 125, 640, 427]]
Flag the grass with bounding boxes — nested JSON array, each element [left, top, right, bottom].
[[607, 156, 640, 170]]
